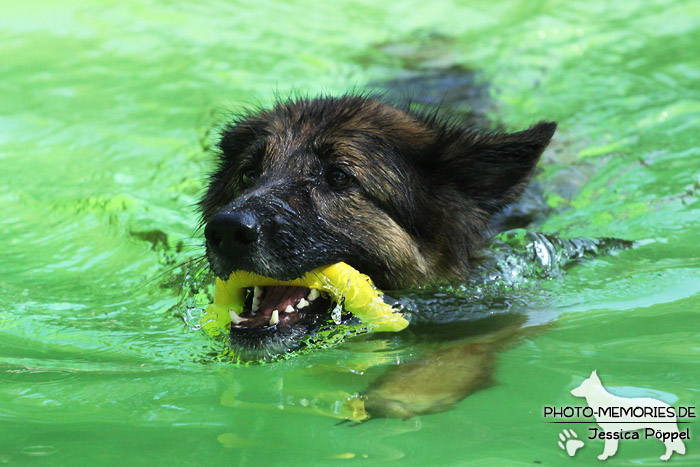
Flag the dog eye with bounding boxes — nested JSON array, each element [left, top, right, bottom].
[[241, 169, 257, 187], [327, 168, 353, 188]]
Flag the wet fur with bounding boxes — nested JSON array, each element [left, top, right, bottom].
[[200, 94, 557, 418], [200, 94, 556, 290]]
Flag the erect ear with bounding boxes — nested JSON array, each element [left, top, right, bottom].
[[435, 121, 557, 213]]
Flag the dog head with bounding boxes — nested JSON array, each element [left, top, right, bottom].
[[199, 95, 556, 359]]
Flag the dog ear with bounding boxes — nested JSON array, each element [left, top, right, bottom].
[[218, 119, 259, 160], [435, 121, 556, 213], [199, 119, 262, 222]]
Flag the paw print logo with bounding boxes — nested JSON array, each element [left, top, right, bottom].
[[558, 429, 584, 457]]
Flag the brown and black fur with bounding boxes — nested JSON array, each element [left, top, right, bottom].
[[199, 93, 556, 418], [200, 94, 556, 290]]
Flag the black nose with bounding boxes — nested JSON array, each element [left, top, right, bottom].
[[204, 210, 260, 257]]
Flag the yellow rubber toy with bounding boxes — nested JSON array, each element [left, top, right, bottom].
[[202, 262, 408, 336]]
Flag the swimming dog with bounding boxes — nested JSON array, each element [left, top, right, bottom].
[[200, 94, 555, 363]]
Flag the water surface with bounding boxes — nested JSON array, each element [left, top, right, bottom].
[[1, 0, 699, 464]]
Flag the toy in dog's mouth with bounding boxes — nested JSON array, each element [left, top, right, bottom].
[[203, 262, 408, 361], [230, 285, 331, 331]]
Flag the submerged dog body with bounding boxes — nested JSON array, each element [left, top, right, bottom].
[[200, 95, 556, 360]]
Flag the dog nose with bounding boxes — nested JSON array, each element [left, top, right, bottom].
[[205, 210, 260, 256]]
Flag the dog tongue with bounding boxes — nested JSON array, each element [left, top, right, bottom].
[[258, 286, 307, 315]]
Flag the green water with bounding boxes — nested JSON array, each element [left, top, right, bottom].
[[1, 0, 699, 464]]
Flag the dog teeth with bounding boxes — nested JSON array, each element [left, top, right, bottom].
[[229, 309, 247, 325], [296, 298, 309, 309], [252, 287, 262, 312], [269, 310, 279, 326], [284, 305, 295, 313], [307, 289, 320, 301]]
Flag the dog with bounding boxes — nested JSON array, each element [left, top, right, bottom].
[[199, 94, 555, 366], [571, 370, 687, 461]]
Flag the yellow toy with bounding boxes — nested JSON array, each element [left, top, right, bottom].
[[202, 262, 408, 336]]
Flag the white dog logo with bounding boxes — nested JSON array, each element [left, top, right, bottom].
[[571, 370, 686, 461]]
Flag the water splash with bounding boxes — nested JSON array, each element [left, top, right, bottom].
[[474, 229, 633, 286], [174, 267, 216, 332], [172, 229, 632, 351], [389, 229, 632, 325]]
